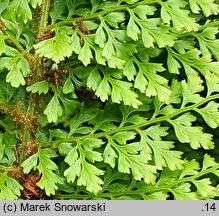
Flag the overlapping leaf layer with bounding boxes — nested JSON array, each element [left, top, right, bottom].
[[0, 0, 219, 200]]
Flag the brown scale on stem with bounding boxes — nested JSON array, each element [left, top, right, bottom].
[[77, 20, 91, 35], [9, 168, 46, 200], [25, 54, 36, 71], [75, 20, 91, 45], [9, 102, 38, 136], [41, 63, 67, 88], [7, 161, 46, 199], [53, 69, 68, 88], [0, 19, 6, 31], [18, 140, 37, 158], [21, 171, 47, 200], [9, 137, 43, 199], [36, 30, 54, 42]]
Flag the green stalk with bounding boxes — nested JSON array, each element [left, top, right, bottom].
[[39, 0, 51, 33], [4, 31, 27, 55], [53, 165, 219, 200], [0, 165, 16, 172], [48, 0, 157, 29], [19, 0, 52, 164], [47, 93, 219, 146], [47, 0, 219, 42]]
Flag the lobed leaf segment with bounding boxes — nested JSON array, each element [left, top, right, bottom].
[[0, 0, 219, 200]]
